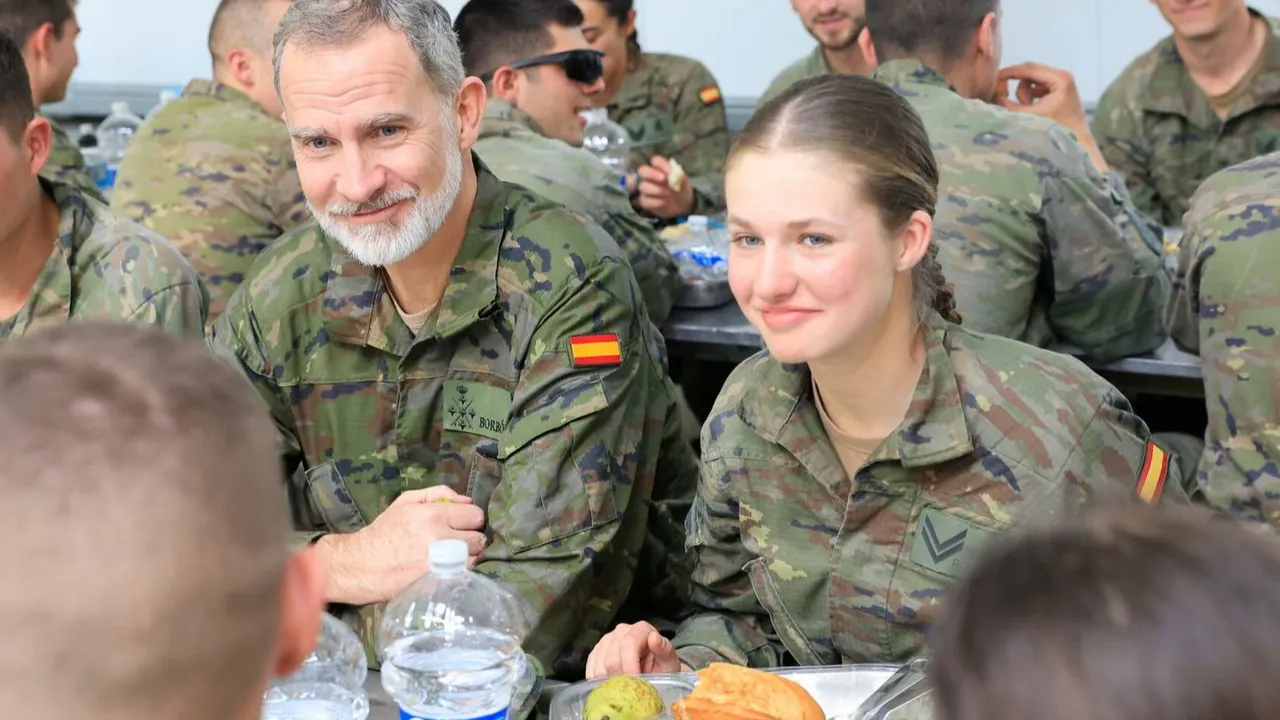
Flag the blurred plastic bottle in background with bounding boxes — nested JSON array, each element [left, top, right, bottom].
[[580, 108, 632, 182], [95, 101, 143, 192], [145, 89, 179, 124], [261, 613, 370, 720], [668, 215, 730, 282], [378, 539, 533, 720], [75, 122, 109, 193]]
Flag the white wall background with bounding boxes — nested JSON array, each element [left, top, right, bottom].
[[68, 0, 1280, 103]]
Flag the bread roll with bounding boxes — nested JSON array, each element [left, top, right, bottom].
[[671, 663, 825, 720]]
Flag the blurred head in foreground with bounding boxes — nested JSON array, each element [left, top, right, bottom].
[[0, 322, 326, 720], [932, 506, 1280, 720]]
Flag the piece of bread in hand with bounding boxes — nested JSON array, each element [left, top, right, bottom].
[[667, 158, 687, 191], [672, 663, 825, 720]]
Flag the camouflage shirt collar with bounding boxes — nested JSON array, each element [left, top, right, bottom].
[[872, 59, 958, 94], [741, 311, 974, 474], [321, 154, 509, 354], [183, 79, 268, 115], [478, 98, 547, 140], [1142, 9, 1280, 123], [0, 179, 95, 338]]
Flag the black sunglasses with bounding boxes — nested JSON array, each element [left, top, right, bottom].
[[479, 49, 605, 86]]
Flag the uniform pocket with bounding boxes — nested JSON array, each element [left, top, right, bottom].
[[745, 557, 824, 667], [304, 462, 367, 533]]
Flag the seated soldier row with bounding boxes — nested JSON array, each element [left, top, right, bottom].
[[0, 0, 1276, 698], [9, 325, 1280, 720]]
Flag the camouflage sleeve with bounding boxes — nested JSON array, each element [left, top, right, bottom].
[[126, 275, 209, 338], [669, 426, 787, 670], [622, 372, 700, 629], [208, 288, 313, 545], [1091, 84, 1170, 226], [595, 191, 680, 325], [670, 62, 729, 215], [1038, 126, 1170, 361], [1059, 388, 1188, 506], [478, 252, 674, 676]]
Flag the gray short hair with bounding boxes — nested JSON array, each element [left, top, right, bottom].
[[273, 0, 465, 100]]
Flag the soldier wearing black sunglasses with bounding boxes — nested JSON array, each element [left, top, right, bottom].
[[457, 0, 683, 327]]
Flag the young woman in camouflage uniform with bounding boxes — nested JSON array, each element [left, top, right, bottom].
[[585, 73, 1183, 676], [571, 0, 730, 219]]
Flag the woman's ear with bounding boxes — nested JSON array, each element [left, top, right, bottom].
[[896, 210, 933, 273]]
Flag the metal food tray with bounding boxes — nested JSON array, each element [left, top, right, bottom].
[[674, 277, 733, 309], [549, 664, 902, 720]]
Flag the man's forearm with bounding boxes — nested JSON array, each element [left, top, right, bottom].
[[316, 532, 371, 605]]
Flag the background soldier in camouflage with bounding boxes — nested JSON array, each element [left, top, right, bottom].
[[0, 0, 102, 201], [112, 0, 307, 325], [1166, 152, 1280, 524], [1093, 1, 1280, 227], [860, 0, 1169, 361], [586, 74, 1181, 678], [758, 0, 873, 107], [456, 0, 680, 325], [572, 0, 729, 219], [212, 0, 697, 686], [0, 35, 205, 340]]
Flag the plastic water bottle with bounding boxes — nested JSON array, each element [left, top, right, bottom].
[[95, 101, 143, 191], [378, 539, 532, 720], [580, 108, 631, 176], [262, 613, 370, 720], [145, 89, 179, 123]]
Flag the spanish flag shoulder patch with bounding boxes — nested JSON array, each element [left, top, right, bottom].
[[698, 85, 722, 105], [1136, 442, 1170, 504], [569, 333, 623, 367]]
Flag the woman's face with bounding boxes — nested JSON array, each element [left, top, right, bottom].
[[572, 0, 634, 95], [727, 149, 925, 365]]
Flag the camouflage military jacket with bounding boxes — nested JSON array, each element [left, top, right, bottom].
[[0, 180, 206, 340], [1166, 152, 1280, 523], [670, 313, 1184, 669], [758, 45, 829, 107], [474, 99, 681, 325], [211, 159, 698, 678], [874, 60, 1170, 361], [608, 52, 729, 215], [1092, 11, 1280, 227], [111, 80, 309, 325], [41, 120, 104, 203]]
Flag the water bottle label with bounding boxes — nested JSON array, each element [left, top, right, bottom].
[[399, 708, 507, 720], [97, 166, 118, 191]]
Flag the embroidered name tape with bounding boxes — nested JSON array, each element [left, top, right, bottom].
[[1136, 442, 1170, 504], [569, 333, 622, 367]]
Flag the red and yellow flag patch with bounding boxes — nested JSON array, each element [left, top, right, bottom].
[[1136, 442, 1170, 504], [569, 334, 622, 367], [698, 85, 722, 105]]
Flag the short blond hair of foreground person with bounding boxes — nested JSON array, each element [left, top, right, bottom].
[[0, 322, 325, 720], [932, 505, 1280, 720]]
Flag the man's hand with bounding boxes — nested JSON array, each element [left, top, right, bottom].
[[634, 156, 696, 220], [997, 63, 1109, 172], [585, 622, 687, 679], [317, 486, 486, 606]]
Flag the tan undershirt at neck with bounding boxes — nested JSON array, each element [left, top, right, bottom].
[[389, 292, 438, 336], [813, 378, 887, 477], [1208, 20, 1270, 119]]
